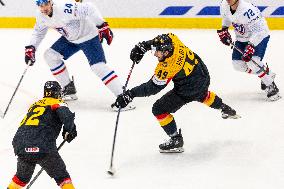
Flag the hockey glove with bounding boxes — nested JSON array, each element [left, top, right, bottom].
[[242, 44, 255, 62], [130, 42, 149, 63], [62, 124, 77, 143], [113, 90, 134, 108], [25, 45, 36, 66], [97, 22, 113, 45], [217, 28, 232, 46]]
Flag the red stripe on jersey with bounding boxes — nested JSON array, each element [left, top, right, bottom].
[[12, 175, 27, 187], [51, 104, 60, 111], [105, 75, 118, 85], [166, 78, 172, 84], [53, 67, 66, 75]]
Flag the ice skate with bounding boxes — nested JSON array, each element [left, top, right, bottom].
[[261, 81, 266, 91], [111, 102, 136, 112], [220, 103, 241, 119], [266, 82, 281, 101], [62, 80, 78, 101], [261, 72, 276, 91], [159, 129, 184, 153]]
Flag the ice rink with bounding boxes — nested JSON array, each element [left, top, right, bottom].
[[0, 29, 284, 189]]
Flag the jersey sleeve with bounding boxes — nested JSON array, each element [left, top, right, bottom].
[[130, 78, 166, 97], [220, 0, 231, 27], [29, 13, 48, 49], [75, 2, 105, 26], [55, 105, 75, 132]]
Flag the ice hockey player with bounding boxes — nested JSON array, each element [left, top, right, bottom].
[[24, 0, 134, 110], [112, 33, 240, 153], [7, 81, 77, 189], [217, 0, 280, 101]]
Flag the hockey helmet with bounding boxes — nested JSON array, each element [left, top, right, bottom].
[[36, 0, 50, 6], [44, 81, 62, 98], [152, 34, 174, 53]]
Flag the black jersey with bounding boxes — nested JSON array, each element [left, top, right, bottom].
[[12, 97, 74, 155], [131, 33, 210, 98]]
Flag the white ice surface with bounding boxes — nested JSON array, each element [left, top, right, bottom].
[[0, 29, 284, 189]]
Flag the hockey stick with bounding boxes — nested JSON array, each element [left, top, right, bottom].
[[0, 0, 5, 6], [26, 140, 67, 189], [107, 61, 136, 176], [1, 62, 31, 119], [230, 42, 263, 69]]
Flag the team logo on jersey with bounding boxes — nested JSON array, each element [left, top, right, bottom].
[[25, 147, 40, 153], [232, 22, 245, 35]]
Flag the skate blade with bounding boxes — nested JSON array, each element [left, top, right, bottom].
[[159, 147, 184, 153], [222, 114, 241, 119], [62, 94, 78, 101], [267, 94, 281, 101]]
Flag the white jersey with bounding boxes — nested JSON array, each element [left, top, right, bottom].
[[30, 1, 105, 49], [220, 0, 269, 46]]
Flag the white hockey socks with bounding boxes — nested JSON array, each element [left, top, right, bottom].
[[232, 58, 274, 86], [247, 56, 274, 86], [44, 48, 71, 88], [91, 63, 123, 96]]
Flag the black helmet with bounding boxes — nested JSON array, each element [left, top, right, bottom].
[[44, 81, 62, 98], [153, 34, 174, 53]]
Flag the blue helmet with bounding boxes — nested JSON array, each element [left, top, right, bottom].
[[36, 0, 49, 6]]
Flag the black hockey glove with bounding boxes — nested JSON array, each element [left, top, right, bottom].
[[113, 90, 134, 108], [25, 45, 36, 66], [130, 42, 149, 63], [62, 124, 77, 143]]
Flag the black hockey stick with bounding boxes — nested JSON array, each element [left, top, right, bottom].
[[0, 0, 5, 6], [26, 140, 67, 189], [229, 42, 263, 69], [1, 62, 31, 119], [107, 61, 136, 176]]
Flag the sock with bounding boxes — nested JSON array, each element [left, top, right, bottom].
[[91, 63, 123, 96]]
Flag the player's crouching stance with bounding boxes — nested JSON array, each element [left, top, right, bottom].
[[7, 81, 77, 189], [217, 0, 280, 101], [113, 33, 240, 153]]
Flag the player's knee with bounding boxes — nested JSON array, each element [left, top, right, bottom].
[[44, 48, 63, 65], [58, 178, 75, 189], [152, 101, 163, 116], [232, 60, 248, 72]]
